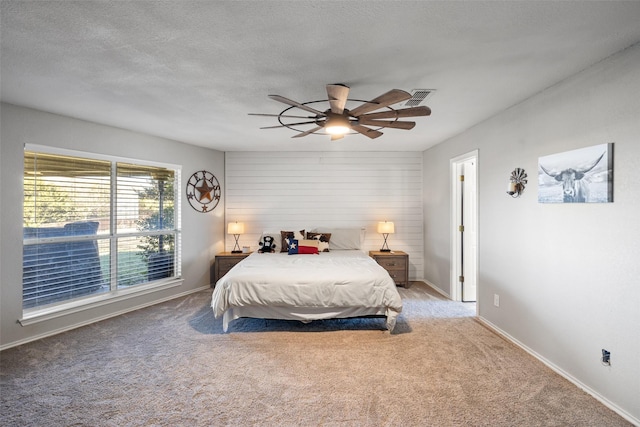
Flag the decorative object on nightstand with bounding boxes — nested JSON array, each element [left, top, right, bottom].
[[227, 221, 245, 253], [369, 250, 409, 287], [214, 251, 251, 284], [377, 221, 395, 252]]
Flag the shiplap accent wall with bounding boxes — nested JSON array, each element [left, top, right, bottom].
[[225, 151, 424, 280]]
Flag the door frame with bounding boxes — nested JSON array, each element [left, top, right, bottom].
[[450, 150, 479, 306]]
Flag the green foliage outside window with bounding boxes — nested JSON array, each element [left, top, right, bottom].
[[135, 180, 175, 264], [23, 178, 77, 227]]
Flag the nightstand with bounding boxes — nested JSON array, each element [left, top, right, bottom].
[[369, 251, 409, 287], [214, 252, 251, 285]]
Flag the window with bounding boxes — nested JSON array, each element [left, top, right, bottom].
[[23, 146, 181, 312]]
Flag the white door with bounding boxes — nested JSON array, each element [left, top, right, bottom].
[[461, 159, 477, 302], [450, 151, 478, 304]]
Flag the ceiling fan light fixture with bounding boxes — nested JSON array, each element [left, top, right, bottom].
[[324, 114, 350, 135], [253, 84, 430, 140], [325, 124, 350, 135]]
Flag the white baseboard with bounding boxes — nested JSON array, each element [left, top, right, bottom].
[[420, 279, 452, 299], [0, 285, 210, 351], [477, 316, 639, 426]]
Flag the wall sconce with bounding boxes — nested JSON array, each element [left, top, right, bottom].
[[227, 221, 245, 253], [377, 221, 395, 252], [507, 168, 528, 198]]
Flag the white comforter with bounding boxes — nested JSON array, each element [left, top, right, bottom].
[[211, 250, 403, 331]]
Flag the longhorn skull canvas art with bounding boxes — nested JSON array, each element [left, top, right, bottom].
[[538, 143, 614, 203]]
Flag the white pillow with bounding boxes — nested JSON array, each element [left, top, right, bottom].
[[315, 227, 365, 250]]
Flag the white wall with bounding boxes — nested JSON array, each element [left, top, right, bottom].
[[0, 104, 226, 349], [225, 151, 424, 280], [423, 44, 640, 423]]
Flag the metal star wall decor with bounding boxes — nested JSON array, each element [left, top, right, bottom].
[[186, 170, 221, 212]]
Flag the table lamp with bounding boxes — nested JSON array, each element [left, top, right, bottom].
[[227, 221, 245, 253], [377, 221, 395, 252]]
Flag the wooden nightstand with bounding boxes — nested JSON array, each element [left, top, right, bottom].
[[369, 251, 409, 287], [214, 252, 251, 285]]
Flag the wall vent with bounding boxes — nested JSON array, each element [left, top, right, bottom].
[[404, 89, 435, 107]]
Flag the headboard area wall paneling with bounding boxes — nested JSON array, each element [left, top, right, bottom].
[[225, 151, 424, 280]]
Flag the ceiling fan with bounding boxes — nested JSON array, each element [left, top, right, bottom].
[[249, 84, 431, 140]]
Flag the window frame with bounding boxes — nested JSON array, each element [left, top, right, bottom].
[[20, 144, 182, 325]]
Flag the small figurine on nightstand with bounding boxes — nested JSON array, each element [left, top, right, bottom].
[[258, 235, 276, 253]]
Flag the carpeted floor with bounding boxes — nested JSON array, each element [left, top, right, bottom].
[[0, 282, 630, 426]]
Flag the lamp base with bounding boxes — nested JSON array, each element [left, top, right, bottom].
[[231, 234, 242, 253], [380, 233, 392, 253]]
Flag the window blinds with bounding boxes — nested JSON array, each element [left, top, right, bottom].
[[23, 150, 180, 310]]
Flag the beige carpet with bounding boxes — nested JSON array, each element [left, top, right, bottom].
[[0, 282, 630, 426]]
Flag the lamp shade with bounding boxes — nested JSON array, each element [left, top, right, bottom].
[[227, 222, 245, 235], [377, 221, 395, 234]]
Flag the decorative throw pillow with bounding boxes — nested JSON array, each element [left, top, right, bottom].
[[287, 239, 319, 255], [306, 232, 331, 252], [281, 230, 305, 252]]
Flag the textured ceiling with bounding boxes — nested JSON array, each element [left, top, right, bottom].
[[2, 1, 640, 152]]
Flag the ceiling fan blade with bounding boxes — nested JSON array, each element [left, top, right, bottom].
[[268, 95, 325, 116], [326, 84, 350, 114], [348, 89, 412, 117], [292, 126, 323, 138], [351, 124, 383, 139], [357, 119, 416, 130], [249, 113, 317, 119], [359, 105, 431, 120], [260, 120, 318, 129]]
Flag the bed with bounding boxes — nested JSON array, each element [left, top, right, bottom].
[[211, 250, 403, 332]]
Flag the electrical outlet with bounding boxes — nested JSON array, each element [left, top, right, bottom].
[[494, 294, 500, 307]]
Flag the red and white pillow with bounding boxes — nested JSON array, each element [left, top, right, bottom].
[[281, 230, 305, 252], [287, 239, 319, 255]]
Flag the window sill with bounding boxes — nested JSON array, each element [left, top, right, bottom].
[[19, 278, 184, 326]]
